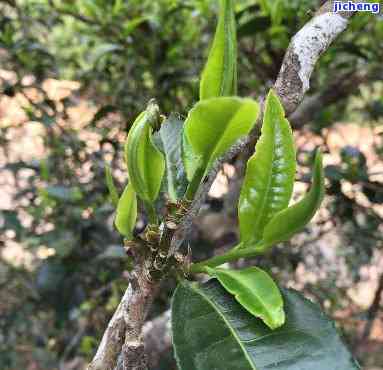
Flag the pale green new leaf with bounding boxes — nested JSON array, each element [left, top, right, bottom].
[[172, 280, 360, 370], [200, 0, 237, 100], [105, 164, 119, 207], [115, 182, 137, 239], [262, 150, 325, 247], [238, 90, 296, 245], [182, 129, 201, 182], [125, 103, 165, 203], [206, 266, 285, 329], [183, 97, 259, 181]]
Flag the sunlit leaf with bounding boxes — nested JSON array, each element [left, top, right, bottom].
[[183, 97, 259, 182], [261, 150, 325, 247], [239, 90, 296, 245], [115, 182, 137, 239], [206, 266, 285, 329], [200, 0, 237, 100]]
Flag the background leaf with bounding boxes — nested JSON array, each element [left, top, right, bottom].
[[159, 113, 188, 201], [200, 0, 237, 100], [172, 280, 360, 370], [206, 266, 285, 329], [183, 97, 259, 181], [105, 164, 119, 207], [114, 183, 137, 239], [40, 185, 83, 203], [262, 149, 325, 247], [239, 90, 296, 245]]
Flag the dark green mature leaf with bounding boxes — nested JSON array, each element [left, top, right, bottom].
[[0, 210, 23, 238], [239, 90, 296, 245], [115, 183, 137, 239], [125, 102, 165, 203], [105, 164, 119, 207], [159, 113, 188, 201], [262, 150, 325, 247], [206, 266, 285, 329], [172, 280, 360, 370], [91, 43, 123, 64], [183, 97, 259, 181], [237, 16, 271, 38], [200, 0, 237, 100]]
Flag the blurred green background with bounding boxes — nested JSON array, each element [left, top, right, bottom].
[[0, 1, 382, 369]]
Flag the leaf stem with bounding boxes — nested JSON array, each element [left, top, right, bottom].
[[189, 244, 266, 273], [144, 201, 158, 225], [185, 167, 205, 200]]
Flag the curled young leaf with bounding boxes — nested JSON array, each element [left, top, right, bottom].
[[125, 102, 165, 204], [105, 164, 119, 207], [261, 150, 325, 247], [239, 90, 296, 245], [183, 97, 259, 188], [206, 266, 285, 330], [200, 0, 237, 100], [115, 182, 137, 239]]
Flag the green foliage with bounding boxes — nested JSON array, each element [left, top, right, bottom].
[[199, 0, 237, 100], [183, 97, 259, 197], [125, 102, 165, 205], [1, 0, 380, 367], [262, 150, 325, 247], [39, 185, 83, 203], [238, 90, 296, 245], [172, 280, 360, 370], [206, 266, 285, 329], [114, 183, 137, 239], [105, 164, 119, 207]]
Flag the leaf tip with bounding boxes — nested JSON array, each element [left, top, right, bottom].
[[266, 89, 285, 117]]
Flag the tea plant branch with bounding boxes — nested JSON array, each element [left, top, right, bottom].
[[142, 310, 172, 368], [274, 0, 355, 115], [114, 310, 171, 370], [89, 2, 356, 369], [86, 286, 131, 370], [87, 263, 159, 370], [170, 0, 355, 256], [190, 244, 265, 273]]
